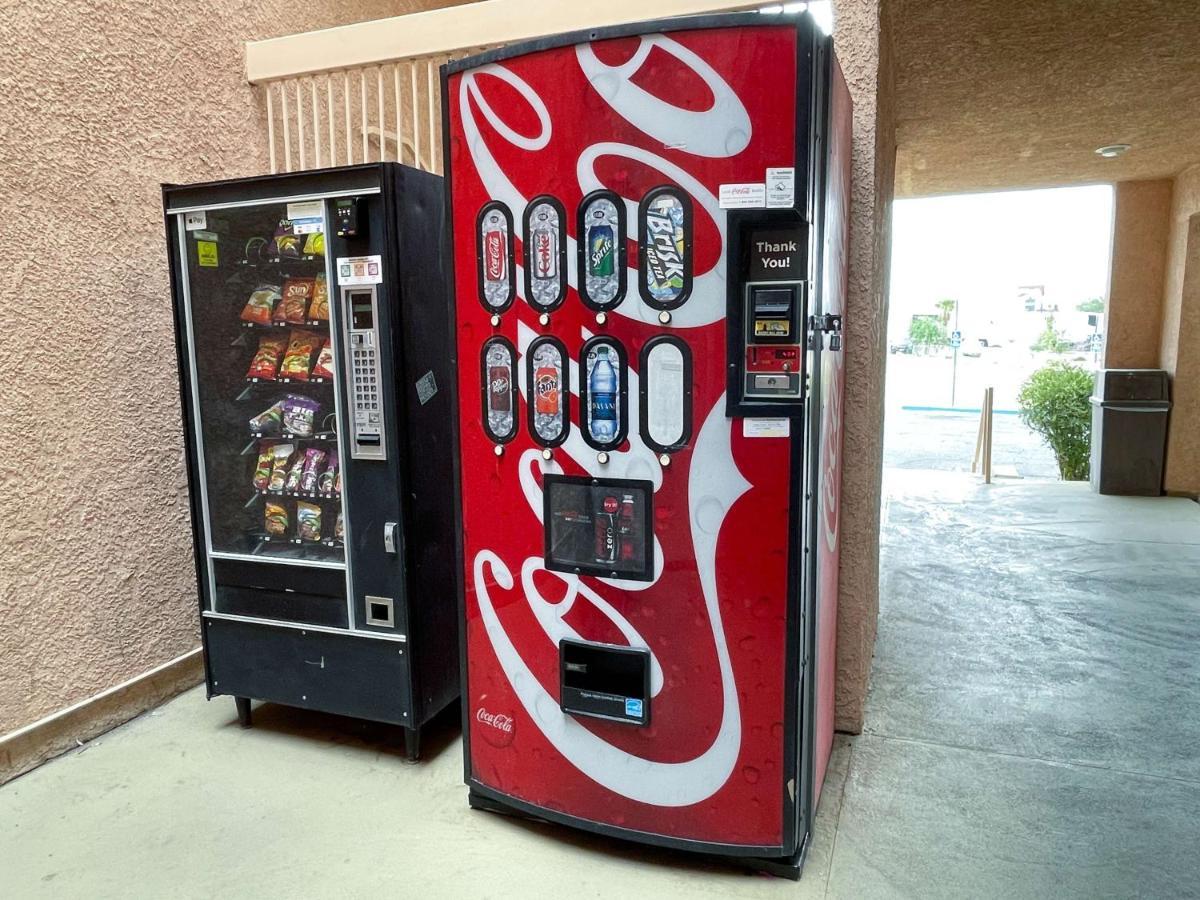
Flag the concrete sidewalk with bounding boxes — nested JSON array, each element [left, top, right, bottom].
[[1, 471, 1198, 898]]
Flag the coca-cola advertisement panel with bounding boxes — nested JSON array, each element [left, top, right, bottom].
[[446, 20, 813, 852]]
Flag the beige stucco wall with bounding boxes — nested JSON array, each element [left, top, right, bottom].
[[1105, 180, 1172, 369], [1160, 164, 1200, 494], [831, 0, 895, 732], [0, 0, 457, 736]]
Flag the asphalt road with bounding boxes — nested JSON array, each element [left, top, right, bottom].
[[883, 407, 1061, 480]]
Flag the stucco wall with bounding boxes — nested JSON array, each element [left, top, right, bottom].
[[0, 0, 456, 736], [1160, 164, 1200, 495], [831, 0, 894, 732], [1105, 180, 1172, 369]]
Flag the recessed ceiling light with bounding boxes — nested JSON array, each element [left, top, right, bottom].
[[1095, 144, 1131, 159]]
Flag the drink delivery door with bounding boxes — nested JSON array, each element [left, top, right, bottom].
[[443, 11, 850, 876]]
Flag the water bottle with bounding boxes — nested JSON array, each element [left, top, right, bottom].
[[589, 346, 617, 442]]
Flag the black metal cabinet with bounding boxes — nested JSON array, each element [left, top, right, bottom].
[[163, 164, 459, 758]]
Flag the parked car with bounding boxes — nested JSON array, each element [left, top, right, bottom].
[[890, 341, 913, 354]]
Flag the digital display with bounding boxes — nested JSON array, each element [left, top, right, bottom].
[[351, 295, 374, 330]]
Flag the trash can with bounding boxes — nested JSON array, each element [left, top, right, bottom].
[[1089, 369, 1171, 496]]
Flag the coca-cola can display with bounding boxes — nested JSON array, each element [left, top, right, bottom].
[[476, 202, 514, 311]]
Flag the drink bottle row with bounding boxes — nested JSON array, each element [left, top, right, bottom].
[[482, 333, 693, 455], [476, 185, 692, 314]]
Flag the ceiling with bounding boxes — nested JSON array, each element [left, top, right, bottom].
[[889, 0, 1200, 197]]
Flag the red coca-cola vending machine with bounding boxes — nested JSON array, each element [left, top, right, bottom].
[[442, 10, 850, 877]]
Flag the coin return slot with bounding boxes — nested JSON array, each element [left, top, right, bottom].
[[365, 596, 394, 627]]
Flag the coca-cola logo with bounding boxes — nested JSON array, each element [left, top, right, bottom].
[[602, 495, 619, 514], [484, 230, 505, 281], [476, 706, 516, 747]]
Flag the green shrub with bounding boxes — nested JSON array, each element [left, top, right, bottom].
[[908, 317, 946, 353], [1017, 362, 1093, 480], [1031, 315, 1071, 353]]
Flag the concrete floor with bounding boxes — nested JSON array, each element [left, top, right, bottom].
[[2, 471, 1198, 898]]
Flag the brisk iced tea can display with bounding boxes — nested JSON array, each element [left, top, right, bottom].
[[639, 187, 691, 309]]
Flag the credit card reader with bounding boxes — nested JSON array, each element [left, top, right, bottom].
[[344, 286, 386, 460]]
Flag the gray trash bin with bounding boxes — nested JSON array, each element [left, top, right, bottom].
[[1089, 369, 1171, 496]]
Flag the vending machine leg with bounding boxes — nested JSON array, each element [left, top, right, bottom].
[[403, 726, 420, 762], [234, 696, 252, 728]]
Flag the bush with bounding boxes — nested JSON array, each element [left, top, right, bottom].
[[1017, 362, 1093, 480], [1031, 315, 1070, 353], [908, 317, 946, 354]]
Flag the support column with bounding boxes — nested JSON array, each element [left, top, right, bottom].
[[1104, 180, 1171, 369], [831, 0, 895, 732]]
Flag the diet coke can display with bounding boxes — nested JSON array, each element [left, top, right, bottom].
[[523, 196, 566, 310]]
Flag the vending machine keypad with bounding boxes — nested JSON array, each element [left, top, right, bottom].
[[344, 287, 386, 460]]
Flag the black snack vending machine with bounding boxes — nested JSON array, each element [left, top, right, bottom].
[[163, 163, 458, 758]]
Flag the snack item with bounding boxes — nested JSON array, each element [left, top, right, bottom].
[[300, 448, 327, 493], [317, 451, 338, 493], [334, 511, 344, 542], [275, 277, 315, 324], [249, 401, 283, 435], [279, 330, 321, 381], [333, 466, 341, 496], [303, 231, 325, 257], [240, 285, 281, 325], [311, 340, 334, 380], [284, 454, 306, 492], [267, 443, 294, 492], [309, 274, 329, 320], [247, 333, 288, 380], [264, 500, 288, 536], [297, 501, 322, 541], [267, 220, 301, 259], [280, 394, 319, 436], [252, 446, 274, 490]]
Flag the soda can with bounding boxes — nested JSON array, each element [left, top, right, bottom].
[[588, 224, 615, 277], [579, 193, 622, 308], [534, 366, 559, 415], [478, 203, 513, 310], [525, 199, 563, 308]]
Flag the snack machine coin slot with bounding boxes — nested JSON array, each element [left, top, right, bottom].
[[343, 286, 386, 460]]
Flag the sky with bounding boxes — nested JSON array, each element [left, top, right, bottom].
[[888, 185, 1115, 344]]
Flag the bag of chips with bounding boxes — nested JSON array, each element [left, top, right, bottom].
[[334, 511, 344, 542], [318, 451, 338, 494], [247, 334, 288, 380], [249, 401, 283, 435], [275, 277, 315, 324], [267, 443, 294, 492], [303, 231, 325, 257], [297, 501, 322, 541], [252, 446, 274, 490], [300, 448, 327, 493], [267, 220, 301, 259], [265, 501, 289, 536], [240, 285, 281, 325], [284, 453, 305, 492], [309, 274, 329, 321], [280, 394, 319, 436], [279, 330, 321, 381], [311, 341, 335, 380]]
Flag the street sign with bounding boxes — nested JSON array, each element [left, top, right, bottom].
[[949, 330, 962, 349]]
